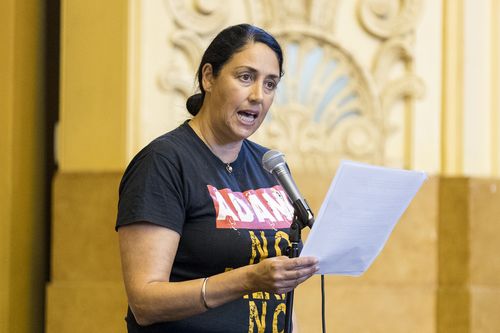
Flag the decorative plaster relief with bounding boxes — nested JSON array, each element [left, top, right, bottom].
[[158, 0, 423, 172]]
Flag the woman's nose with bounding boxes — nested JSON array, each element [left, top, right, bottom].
[[249, 83, 264, 103]]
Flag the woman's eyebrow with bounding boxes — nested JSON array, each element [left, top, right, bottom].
[[234, 66, 280, 79]]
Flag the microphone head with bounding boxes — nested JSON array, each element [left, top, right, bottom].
[[262, 149, 286, 173]]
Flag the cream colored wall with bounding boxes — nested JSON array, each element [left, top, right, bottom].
[[441, 0, 465, 175], [55, 3, 500, 174], [58, 0, 500, 178], [121, 0, 500, 178], [414, 1, 443, 173], [0, 0, 47, 332], [440, 0, 500, 177], [463, 0, 491, 176], [130, 0, 431, 173], [493, 0, 500, 176]]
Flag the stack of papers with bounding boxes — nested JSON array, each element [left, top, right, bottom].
[[300, 160, 427, 276]]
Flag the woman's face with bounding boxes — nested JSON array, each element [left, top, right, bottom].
[[202, 42, 281, 143]]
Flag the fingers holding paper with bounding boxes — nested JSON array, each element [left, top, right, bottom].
[[249, 256, 319, 294]]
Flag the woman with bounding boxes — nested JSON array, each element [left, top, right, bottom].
[[116, 24, 318, 332]]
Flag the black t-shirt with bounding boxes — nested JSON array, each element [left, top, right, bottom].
[[116, 121, 294, 332]]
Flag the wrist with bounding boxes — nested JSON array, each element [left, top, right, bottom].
[[241, 263, 258, 294]]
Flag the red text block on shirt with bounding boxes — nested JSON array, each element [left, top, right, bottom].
[[207, 185, 294, 230]]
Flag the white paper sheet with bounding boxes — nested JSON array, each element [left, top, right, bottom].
[[300, 160, 427, 276]]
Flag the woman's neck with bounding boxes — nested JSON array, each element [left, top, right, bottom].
[[189, 116, 242, 164]]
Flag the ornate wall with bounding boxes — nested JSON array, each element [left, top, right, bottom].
[[45, 0, 500, 332], [131, 0, 428, 176]]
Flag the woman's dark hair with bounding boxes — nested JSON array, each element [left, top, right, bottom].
[[186, 24, 284, 116]]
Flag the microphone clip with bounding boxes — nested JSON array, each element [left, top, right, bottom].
[[288, 199, 314, 245]]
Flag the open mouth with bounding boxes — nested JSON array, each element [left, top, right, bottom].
[[237, 111, 258, 123]]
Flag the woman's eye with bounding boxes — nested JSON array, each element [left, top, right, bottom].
[[239, 73, 252, 82], [265, 81, 277, 90]]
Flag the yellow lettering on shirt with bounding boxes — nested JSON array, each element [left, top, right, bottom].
[[272, 303, 286, 333], [249, 231, 269, 264], [274, 231, 290, 256], [248, 301, 267, 333]]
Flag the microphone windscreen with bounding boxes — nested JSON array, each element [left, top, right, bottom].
[[262, 150, 286, 173]]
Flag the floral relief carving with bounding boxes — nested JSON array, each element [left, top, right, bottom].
[[157, 0, 424, 172], [361, 0, 424, 167], [158, 29, 204, 96], [167, 0, 230, 36], [358, 0, 422, 39], [251, 28, 383, 173], [158, 0, 231, 99], [250, 0, 340, 34]]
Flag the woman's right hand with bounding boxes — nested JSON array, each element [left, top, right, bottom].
[[248, 256, 319, 294]]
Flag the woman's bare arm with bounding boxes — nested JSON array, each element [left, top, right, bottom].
[[119, 222, 318, 326]]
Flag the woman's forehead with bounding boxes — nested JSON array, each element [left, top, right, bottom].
[[224, 42, 280, 76]]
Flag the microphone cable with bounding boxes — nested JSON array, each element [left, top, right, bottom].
[[321, 274, 326, 333]]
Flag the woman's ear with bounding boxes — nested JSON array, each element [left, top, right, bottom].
[[201, 63, 214, 92]]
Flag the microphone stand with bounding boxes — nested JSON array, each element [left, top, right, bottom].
[[284, 200, 314, 333]]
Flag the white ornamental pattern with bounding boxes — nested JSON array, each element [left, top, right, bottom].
[[159, 0, 424, 173]]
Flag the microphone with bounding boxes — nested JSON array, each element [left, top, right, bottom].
[[262, 150, 314, 228]]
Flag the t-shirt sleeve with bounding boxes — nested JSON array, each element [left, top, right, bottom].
[[116, 149, 185, 235]]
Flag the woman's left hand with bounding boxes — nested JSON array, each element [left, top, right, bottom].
[[246, 256, 319, 294]]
